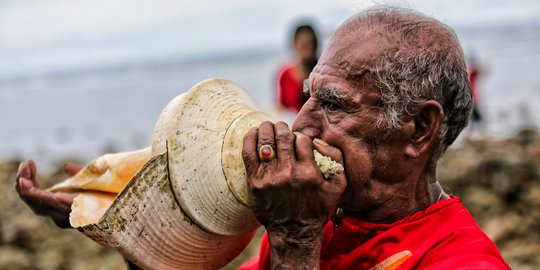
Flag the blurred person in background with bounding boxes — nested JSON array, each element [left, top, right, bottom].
[[277, 23, 319, 113], [467, 54, 485, 133]]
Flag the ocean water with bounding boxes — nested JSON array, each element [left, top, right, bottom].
[[458, 23, 540, 136], [1, 22, 539, 174], [0, 51, 288, 173]]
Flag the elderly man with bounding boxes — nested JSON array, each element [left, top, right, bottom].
[[16, 7, 508, 270], [239, 7, 508, 270]]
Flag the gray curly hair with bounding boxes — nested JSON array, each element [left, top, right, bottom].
[[342, 7, 472, 159]]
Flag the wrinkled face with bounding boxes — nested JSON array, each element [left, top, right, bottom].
[[292, 29, 405, 213]]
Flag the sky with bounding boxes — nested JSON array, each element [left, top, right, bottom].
[[1, 0, 539, 172], [1, 0, 540, 81]]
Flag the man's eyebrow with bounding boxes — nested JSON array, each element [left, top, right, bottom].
[[315, 88, 350, 105], [303, 79, 352, 106]]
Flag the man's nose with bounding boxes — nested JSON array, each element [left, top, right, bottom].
[[291, 101, 321, 139]]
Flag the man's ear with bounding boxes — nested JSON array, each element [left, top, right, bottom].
[[403, 100, 444, 159]]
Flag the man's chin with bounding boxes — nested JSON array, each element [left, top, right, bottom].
[[338, 198, 374, 218]]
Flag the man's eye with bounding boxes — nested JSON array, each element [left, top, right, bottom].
[[324, 102, 339, 112]]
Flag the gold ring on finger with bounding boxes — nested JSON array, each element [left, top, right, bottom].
[[258, 144, 276, 162]]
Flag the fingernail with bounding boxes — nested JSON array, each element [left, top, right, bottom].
[[17, 162, 28, 176], [314, 138, 329, 146]]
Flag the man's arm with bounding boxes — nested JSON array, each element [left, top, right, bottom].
[[242, 121, 346, 269]]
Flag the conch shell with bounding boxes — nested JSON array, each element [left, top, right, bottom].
[[47, 78, 343, 269]]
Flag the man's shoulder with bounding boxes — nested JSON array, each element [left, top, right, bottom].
[[351, 198, 510, 269], [412, 199, 509, 269], [420, 221, 508, 267]]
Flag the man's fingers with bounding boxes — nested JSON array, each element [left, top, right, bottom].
[[17, 176, 32, 196], [28, 160, 37, 181], [313, 138, 344, 164], [274, 122, 295, 164], [18, 177, 45, 208], [55, 192, 75, 206], [294, 132, 314, 163], [16, 162, 25, 192], [257, 122, 278, 170], [24, 160, 39, 188], [64, 163, 83, 177], [19, 178, 73, 211], [18, 176, 46, 199], [17, 161, 29, 181], [15, 160, 74, 228], [16, 161, 37, 191], [313, 139, 347, 190], [242, 127, 260, 176], [257, 121, 276, 153]]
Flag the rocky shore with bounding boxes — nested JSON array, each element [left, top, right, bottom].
[[1, 129, 539, 269]]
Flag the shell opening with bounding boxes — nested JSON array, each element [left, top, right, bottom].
[[47, 147, 152, 227]]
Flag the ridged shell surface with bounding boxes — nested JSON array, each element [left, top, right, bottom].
[[78, 153, 255, 270], [167, 78, 267, 236], [68, 78, 268, 269]]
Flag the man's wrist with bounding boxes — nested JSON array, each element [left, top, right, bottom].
[[266, 223, 324, 269]]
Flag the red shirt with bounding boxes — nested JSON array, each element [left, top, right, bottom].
[[239, 197, 509, 269], [277, 64, 305, 113]]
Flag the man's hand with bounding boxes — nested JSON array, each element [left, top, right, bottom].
[[15, 160, 79, 228], [242, 121, 347, 269]]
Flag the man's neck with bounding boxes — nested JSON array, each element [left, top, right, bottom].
[[344, 175, 445, 224]]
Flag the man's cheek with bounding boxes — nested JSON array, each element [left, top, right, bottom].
[[343, 151, 373, 185]]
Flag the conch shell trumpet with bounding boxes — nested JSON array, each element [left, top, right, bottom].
[[47, 78, 343, 269]]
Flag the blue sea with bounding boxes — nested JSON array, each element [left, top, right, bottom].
[[1, 0, 540, 173]]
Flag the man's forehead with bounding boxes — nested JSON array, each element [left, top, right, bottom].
[[309, 58, 375, 93], [336, 23, 386, 45], [317, 32, 386, 77]]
